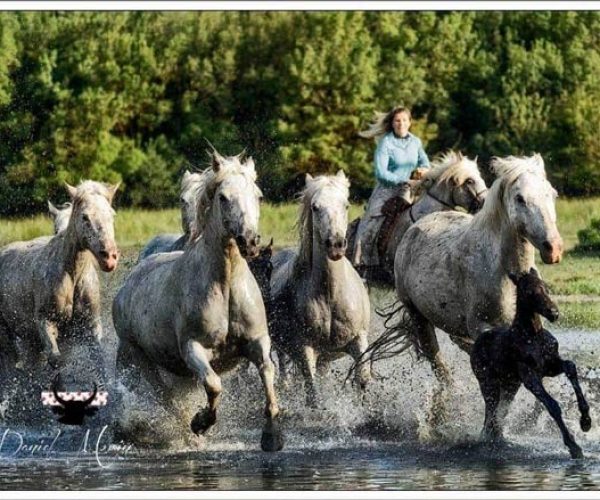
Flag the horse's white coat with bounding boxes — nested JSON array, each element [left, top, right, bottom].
[[270, 171, 371, 404], [113, 151, 282, 450], [0, 181, 119, 372]]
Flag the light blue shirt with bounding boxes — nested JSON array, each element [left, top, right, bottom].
[[374, 132, 430, 187]]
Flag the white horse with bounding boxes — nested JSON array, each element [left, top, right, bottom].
[[347, 151, 487, 284], [113, 150, 283, 452], [48, 201, 73, 234], [381, 155, 562, 420], [269, 171, 371, 406], [137, 170, 203, 261], [0, 181, 119, 382]]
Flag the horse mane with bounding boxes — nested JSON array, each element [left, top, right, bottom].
[[296, 172, 350, 263], [192, 151, 258, 237], [181, 170, 202, 195], [414, 150, 480, 196], [475, 154, 547, 227], [72, 181, 114, 202]]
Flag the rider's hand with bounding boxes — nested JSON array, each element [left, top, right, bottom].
[[411, 167, 427, 181]]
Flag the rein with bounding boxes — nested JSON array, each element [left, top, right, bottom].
[[426, 190, 455, 209]]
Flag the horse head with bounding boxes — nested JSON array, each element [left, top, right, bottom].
[[65, 181, 120, 272], [302, 170, 350, 261], [180, 170, 203, 236], [418, 151, 487, 214], [509, 267, 559, 323], [208, 150, 262, 258], [48, 200, 73, 234], [493, 154, 563, 264]]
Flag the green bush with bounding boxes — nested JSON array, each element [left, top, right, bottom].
[[575, 218, 600, 253]]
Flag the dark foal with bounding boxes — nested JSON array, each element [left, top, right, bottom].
[[471, 268, 591, 459]]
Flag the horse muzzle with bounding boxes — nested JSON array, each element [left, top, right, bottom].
[[97, 248, 119, 272], [235, 233, 261, 259], [469, 195, 486, 214], [326, 236, 347, 261], [544, 306, 560, 323], [540, 238, 563, 264]]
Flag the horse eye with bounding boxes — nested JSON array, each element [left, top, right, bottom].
[[466, 178, 474, 185], [312, 204, 319, 212], [81, 214, 90, 223], [219, 193, 228, 203], [515, 194, 526, 205]]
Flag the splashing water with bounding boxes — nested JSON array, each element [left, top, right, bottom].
[[1, 285, 600, 490]]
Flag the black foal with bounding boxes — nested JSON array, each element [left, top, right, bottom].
[[471, 268, 591, 459]]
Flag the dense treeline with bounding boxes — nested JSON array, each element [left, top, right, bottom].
[[0, 11, 598, 214]]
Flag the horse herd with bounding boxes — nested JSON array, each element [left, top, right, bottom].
[[0, 148, 591, 457]]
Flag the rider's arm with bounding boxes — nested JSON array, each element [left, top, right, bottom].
[[416, 138, 430, 168]]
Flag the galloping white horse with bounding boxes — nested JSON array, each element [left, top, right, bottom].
[[0, 181, 119, 379], [137, 170, 203, 261], [388, 154, 562, 419], [269, 171, 371, 406], [346, 151, 487, 285], [113, 150, 283, 452]]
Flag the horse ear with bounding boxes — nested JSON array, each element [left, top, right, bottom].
[[530, 267, 540, 278], [48, 200, 58, 217], [212, 152, 224, 172], [245, 156, 256, 172], [183, 170, 191, 181], [336, 170, 347, 180], [508, 272, 518, 285], [65, 182, 78, 200], [305, 173, 314, 184], [268, 237, 274, 249], [107, 182, 120, 204]]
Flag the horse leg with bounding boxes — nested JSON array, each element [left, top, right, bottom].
[[182, 339, 222, 435], [410, 308, 452, 427], [245, 336, 284, 452], [345, 331, 371, 395], [277, 349, 294, 388], [299, 345, 319, 408], [490, 384, 519, 443], [561, 359, 591, 432], [518, 363, 583, 459], [116, 340, 174, 412]]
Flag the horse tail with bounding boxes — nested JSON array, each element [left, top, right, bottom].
[[346, 299, 423, 383]]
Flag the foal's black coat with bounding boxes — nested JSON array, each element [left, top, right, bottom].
[[471, 268, 591, 459]]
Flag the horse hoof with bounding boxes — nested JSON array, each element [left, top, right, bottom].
[[570, 446, 584, 460], [580, 414, 592, 432], [190, 408, 216, 435], [261, 419, 284, 452]]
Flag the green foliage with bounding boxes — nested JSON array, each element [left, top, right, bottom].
[[575, 218, 600, 253], [0, 12, 599, 214]]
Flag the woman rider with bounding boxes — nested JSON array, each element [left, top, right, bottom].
[[352, 106, 430, 271]]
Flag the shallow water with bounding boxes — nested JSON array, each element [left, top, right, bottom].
[[2, 289, 600, 491]]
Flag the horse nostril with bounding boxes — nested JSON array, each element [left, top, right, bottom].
[[254, 234, 261, 246], [326, 238, 333, 248], [236, 235, 246, 247], [543, 241, 553, 252], [111, 252, 118, 260], [99, 250, 109, 260], [342, 238, 348, 248]]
